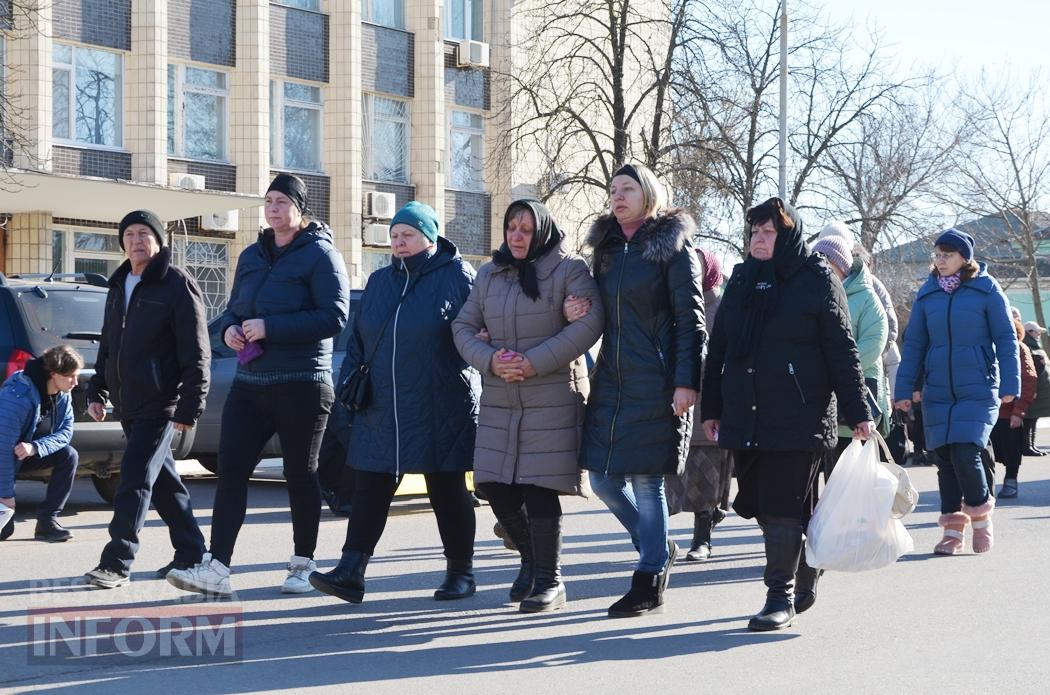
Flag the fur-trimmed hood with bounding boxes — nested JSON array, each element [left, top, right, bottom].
[[585, 208, 696, 271]]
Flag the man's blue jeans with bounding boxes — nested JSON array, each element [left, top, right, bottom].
[[589, 471, 669, 573]]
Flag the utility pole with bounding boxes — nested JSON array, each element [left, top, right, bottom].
[[778, 1, 788, 200]]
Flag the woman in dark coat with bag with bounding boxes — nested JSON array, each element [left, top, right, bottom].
[[453, 199, 603, 613], [700, 197, 873, 632], [310, 201, 481, 605], [580, 162, 706, 618]]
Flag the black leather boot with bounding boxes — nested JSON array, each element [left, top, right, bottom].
[[748, 521, 802, 632], [608, 570, 663, 618], [1023, 419, 1046, 456], [434, 558, 476, 600], [520, 516, 566, 613], [495, 509, 534, 602], [794, 543, 823, 614], [309, 550, 370, 604], [685, 511, 713, 561]]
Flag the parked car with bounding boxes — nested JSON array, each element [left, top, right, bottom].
[[188, 289, 364, 470], [0, 272, 194, 504]]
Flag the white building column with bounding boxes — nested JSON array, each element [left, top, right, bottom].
[[127, 0, 168, 184], [323, 0, 363, 285], [7, 212, 54, 275], [229, 0, 271, 260], [406, 0, 445, 221], [9, 0, 53, 171]]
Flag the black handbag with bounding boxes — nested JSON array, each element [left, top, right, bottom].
[[338, 280, 417, 413]]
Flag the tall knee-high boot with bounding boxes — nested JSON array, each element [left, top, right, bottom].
[[494, 508, 534, 602], [748, 520, 803, 632], [1023, 419, 1045, 456], [794, 543, 823, 613], [685, 511, 713, 561], [520, 516, 566, 613]]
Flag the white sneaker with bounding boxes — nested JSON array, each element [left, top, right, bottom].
[[281, 555, 317, 594], [167, 553, 233, 598]]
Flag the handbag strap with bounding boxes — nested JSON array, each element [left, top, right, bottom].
[[358, 275, 420, 370], [868, 431, 895, 464]]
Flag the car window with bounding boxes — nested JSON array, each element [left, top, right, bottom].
[[207, 293, 361, 355], [17, 288, 106, 340]]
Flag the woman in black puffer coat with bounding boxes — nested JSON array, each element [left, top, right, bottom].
[[700, 197, 872, 633], [579, 163, 706, 618], [310, 201, 481, 606]]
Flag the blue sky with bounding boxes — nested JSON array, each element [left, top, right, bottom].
[[825, 0, 1047, 77]]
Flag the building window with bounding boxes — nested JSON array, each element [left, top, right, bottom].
[[362, 94, 409, 183], [168, 64, 228, 161], [275, 0, 320, 10], [361, 0, 405, 29], [446, 0, 483, 41], [52, 229, 124, 277], [360, 250, 391, 280], [270, 80, 323, 172], [52, 43, 123, 147], [173, 238, 229, 320], [449, 110, 484, 191]]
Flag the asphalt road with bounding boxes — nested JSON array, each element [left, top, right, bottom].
[[2, 447, 1049, 694]]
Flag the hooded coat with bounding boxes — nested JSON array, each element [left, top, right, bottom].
[[453, 202, 603, 494], [700, 207, 870, 453], [895, 264, 1021, 450], [346, 237, 480, 476], [0, 362, 74, 499], [836, 262, 889, 438], [579, 209, 706, 476]]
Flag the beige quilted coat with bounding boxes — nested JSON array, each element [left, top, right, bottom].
[[452, 242, 604, 494]]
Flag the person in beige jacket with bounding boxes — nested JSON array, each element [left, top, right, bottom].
[[453, 198, 603, 614]]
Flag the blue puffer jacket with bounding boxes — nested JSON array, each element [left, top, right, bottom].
[[0, 371, 74, 498], [218, 222, 349, 377], [346, 237, 480, 476], [895, 264, 1021, 449]]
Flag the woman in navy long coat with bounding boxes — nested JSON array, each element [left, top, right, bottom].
[[895, 229, 1019, 556]]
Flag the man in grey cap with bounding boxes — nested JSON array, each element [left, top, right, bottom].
[[83, 210, 211, 588]]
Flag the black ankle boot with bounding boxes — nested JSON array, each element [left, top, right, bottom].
[[309, 550, 370, 604], [496, 509, 534, 602], [794, 544, 823, 614], [608, 570, 663, 618], [685, 511, 713, 561], [520, 517, 566, 613], [434, 558, 476, 600], [748, 522, 802, 632]]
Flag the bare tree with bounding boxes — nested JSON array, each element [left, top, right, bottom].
[[1, 1, 50, 181], [944, 70, 1050, 335]]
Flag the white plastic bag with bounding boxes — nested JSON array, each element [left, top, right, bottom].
[[806, 439, 914, 572]]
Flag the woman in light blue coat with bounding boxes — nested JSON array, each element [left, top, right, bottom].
[[894, 230, 1019, 556]]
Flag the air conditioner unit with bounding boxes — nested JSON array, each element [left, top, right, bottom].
[[201, 209, 240, 232], [456, 40, 490, 68], [168, 173, 206, 191], [363, 223, 392, 247], [367, 191, 397, 219]]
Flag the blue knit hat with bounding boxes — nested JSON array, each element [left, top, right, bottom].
[[390, 201, 440, 242], [935, 228, 975, 261]]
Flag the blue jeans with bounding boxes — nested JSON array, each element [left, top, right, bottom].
[[589, 471, 669, 573], [933, 443, 991, 513]]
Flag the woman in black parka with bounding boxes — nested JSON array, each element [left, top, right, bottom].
[[580, 163, 706, 618], [700, 197, 873, 632], [310, 201, 482, 605]]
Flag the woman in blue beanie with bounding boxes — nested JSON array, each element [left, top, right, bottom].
[[310, 201, 482, 604], [895, 229, 1020, 555]]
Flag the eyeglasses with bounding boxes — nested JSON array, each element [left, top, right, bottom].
[[930, 252, 958, 262]]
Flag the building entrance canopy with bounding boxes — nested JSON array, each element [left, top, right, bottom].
[[0, 169, 264, 221]]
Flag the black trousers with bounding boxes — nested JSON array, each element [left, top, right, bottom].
[[209, 380, 333, 566], [16, 445, 78, 522], [478, 482, 562, 521], [733, 449, 821, 525], [100, 418, 206, 573], [344, 470, 475, 559], [989, 419, 1023, 480]]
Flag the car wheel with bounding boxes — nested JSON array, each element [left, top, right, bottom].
[[196, 455, 218, 474], [91, 474, 120, 505]]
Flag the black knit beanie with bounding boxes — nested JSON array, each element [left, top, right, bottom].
[[118, 210, 165, 250], [266, 173, 311, 215]]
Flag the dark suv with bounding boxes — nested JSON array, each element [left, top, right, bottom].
[[0, 272, 191, 503]]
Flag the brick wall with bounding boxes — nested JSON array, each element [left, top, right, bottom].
[[361, 181, 415, 218], [53, 146, 132, 179], [444, 189, 492, 257], [361, 24, 414, 98], [53, 0, 131, 51], [168, 0, 236, 67], [443, 42, 489, 109], [169, 159, 237, 192], [271, 170, 331, 224], [269, 3, 329, 82]]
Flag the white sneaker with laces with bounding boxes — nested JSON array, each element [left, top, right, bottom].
[[167, 553, 233, 598], [281, 555, 317, 594]]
